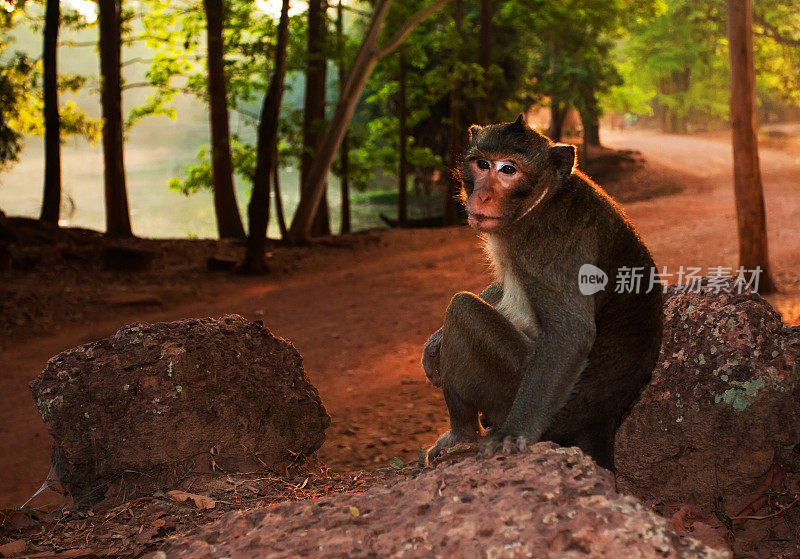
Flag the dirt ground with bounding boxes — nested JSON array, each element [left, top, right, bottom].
[[1, 129, 799, 516]]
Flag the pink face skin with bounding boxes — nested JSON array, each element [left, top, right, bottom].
[[466, 157, 525, 231]]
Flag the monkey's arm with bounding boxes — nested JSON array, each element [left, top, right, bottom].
[[488, 297, 596, 451], [422, 283, 503, 387]]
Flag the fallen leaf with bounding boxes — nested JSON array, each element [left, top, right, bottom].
[[349, 505, 359, 517], [0, 540, 26, 558], [389, 457, 404, 470], [167, 490, 215, 510], [670, 504, 692, 532], [134, 527, 160, 545]]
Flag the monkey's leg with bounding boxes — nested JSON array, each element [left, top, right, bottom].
[[428, 291, 530, 463], [481, 303, 596, 458], [422, 283, 504, 388]]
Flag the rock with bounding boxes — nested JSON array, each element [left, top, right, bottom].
[[615, 283, 800, 510], [30, 314, 330, 507], [159, 443, 728, 558]]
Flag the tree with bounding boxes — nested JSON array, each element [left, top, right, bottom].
[[287, 0, 452, 243], [98, 0, 132, 237], [397, 49, 408, 226], [336, 0, 351, 234], [442, 0, 463, 225], [241, 0, 291, 273], [204, 0, 246, 238], [300, 0, 331, 237], [726, 0, 776, 293], [40, 0, 61, 225], [0, 53, 26, 172], [476, 0, 491, 124]]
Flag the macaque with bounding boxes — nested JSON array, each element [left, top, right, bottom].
[[423, 115, 662, 469]]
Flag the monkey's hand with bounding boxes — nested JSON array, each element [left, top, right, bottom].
[[479, 433, 531, 458], [422, 329, 443, 388]]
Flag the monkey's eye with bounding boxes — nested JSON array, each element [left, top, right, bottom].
[[499, 164, 517, 175], [476, 159, 490, 170]]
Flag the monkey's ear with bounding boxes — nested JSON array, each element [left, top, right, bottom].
[[509, 113, 528, 131], [468, 124, 483, 142], [550, 144, 576, 182]]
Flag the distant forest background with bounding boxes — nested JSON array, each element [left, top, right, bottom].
[[1, 0, 799, 247]]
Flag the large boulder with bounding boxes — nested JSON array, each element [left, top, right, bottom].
[[158, 443, 728, 558], [615, 284, 800, 510], [30, 314, 330, 507]]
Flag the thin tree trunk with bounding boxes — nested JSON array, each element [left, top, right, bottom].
[[288, 0, 452, 243], [397, 51, 408, 227], [397, 51, 410, 228], [40, 0, 61, 225], [272, 145, 287, 239], [443, 0, 463, 226], [204, 0, 245, 239], [476, 0, 491, 124], [337, 0, 351, 235], [98, 0, 132, 237], [301, 0, 330, 237], [0, 209, 16, 242], [726, 0, 776, 292], [548, 102, 567, 141], [240, 0, 290, 273], [579, 89, 601, 147]]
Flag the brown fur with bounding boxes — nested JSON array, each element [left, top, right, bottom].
[[423, 115, 663, 469]]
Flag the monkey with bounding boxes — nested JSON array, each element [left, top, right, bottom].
[[422, 114, 663, 470]]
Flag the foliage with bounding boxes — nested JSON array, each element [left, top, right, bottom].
[[0, 45, 33, 169], [144, 0, 303, 194], [0, 2, 100, 173], [614, 0, 800, 130], [753, 0, 800, 105]]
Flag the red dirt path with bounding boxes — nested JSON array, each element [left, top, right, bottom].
[[1, 129, 799, 508]]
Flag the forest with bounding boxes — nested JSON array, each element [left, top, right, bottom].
[[2, 0, 800, 557]]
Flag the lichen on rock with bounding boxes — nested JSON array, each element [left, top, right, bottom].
[[615, 282, 800, 510]]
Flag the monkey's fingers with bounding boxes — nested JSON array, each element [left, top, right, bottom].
[[422, 353, 442, 387], [478, 436, 504, 458]]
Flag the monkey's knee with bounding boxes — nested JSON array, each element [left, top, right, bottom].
[[444, 291, 485, 324]]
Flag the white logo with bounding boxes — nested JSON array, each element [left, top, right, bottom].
[[579, 264, 608, 295]]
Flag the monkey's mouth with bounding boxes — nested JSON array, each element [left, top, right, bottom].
[[468, 213, 502, 229]]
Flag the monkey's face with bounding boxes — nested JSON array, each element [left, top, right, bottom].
[[461, 115, 577, 234], [464, 156, 531, 232]]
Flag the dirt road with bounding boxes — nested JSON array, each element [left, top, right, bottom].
[[2, 129, 798, 508]]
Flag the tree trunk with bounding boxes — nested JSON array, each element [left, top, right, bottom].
[[582, 118, 600, 146], [40, 0, 61, 225], [240, 0, 290, 273], [476, 0, 491, 124], [337, 0, 351, 235], [548, 102, 567, 142], [0, 209, 16, 243], [726, 0, 776, 293], [578, 90, 601, 147], [443, 0, 463, 226], [272, 145, 287, 239], [397, 50, 408, 227], [204, 0, 245, 239], [301, 0, 330, 237], [287, 0, 452, 243], [98, 0, 132, 237]]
